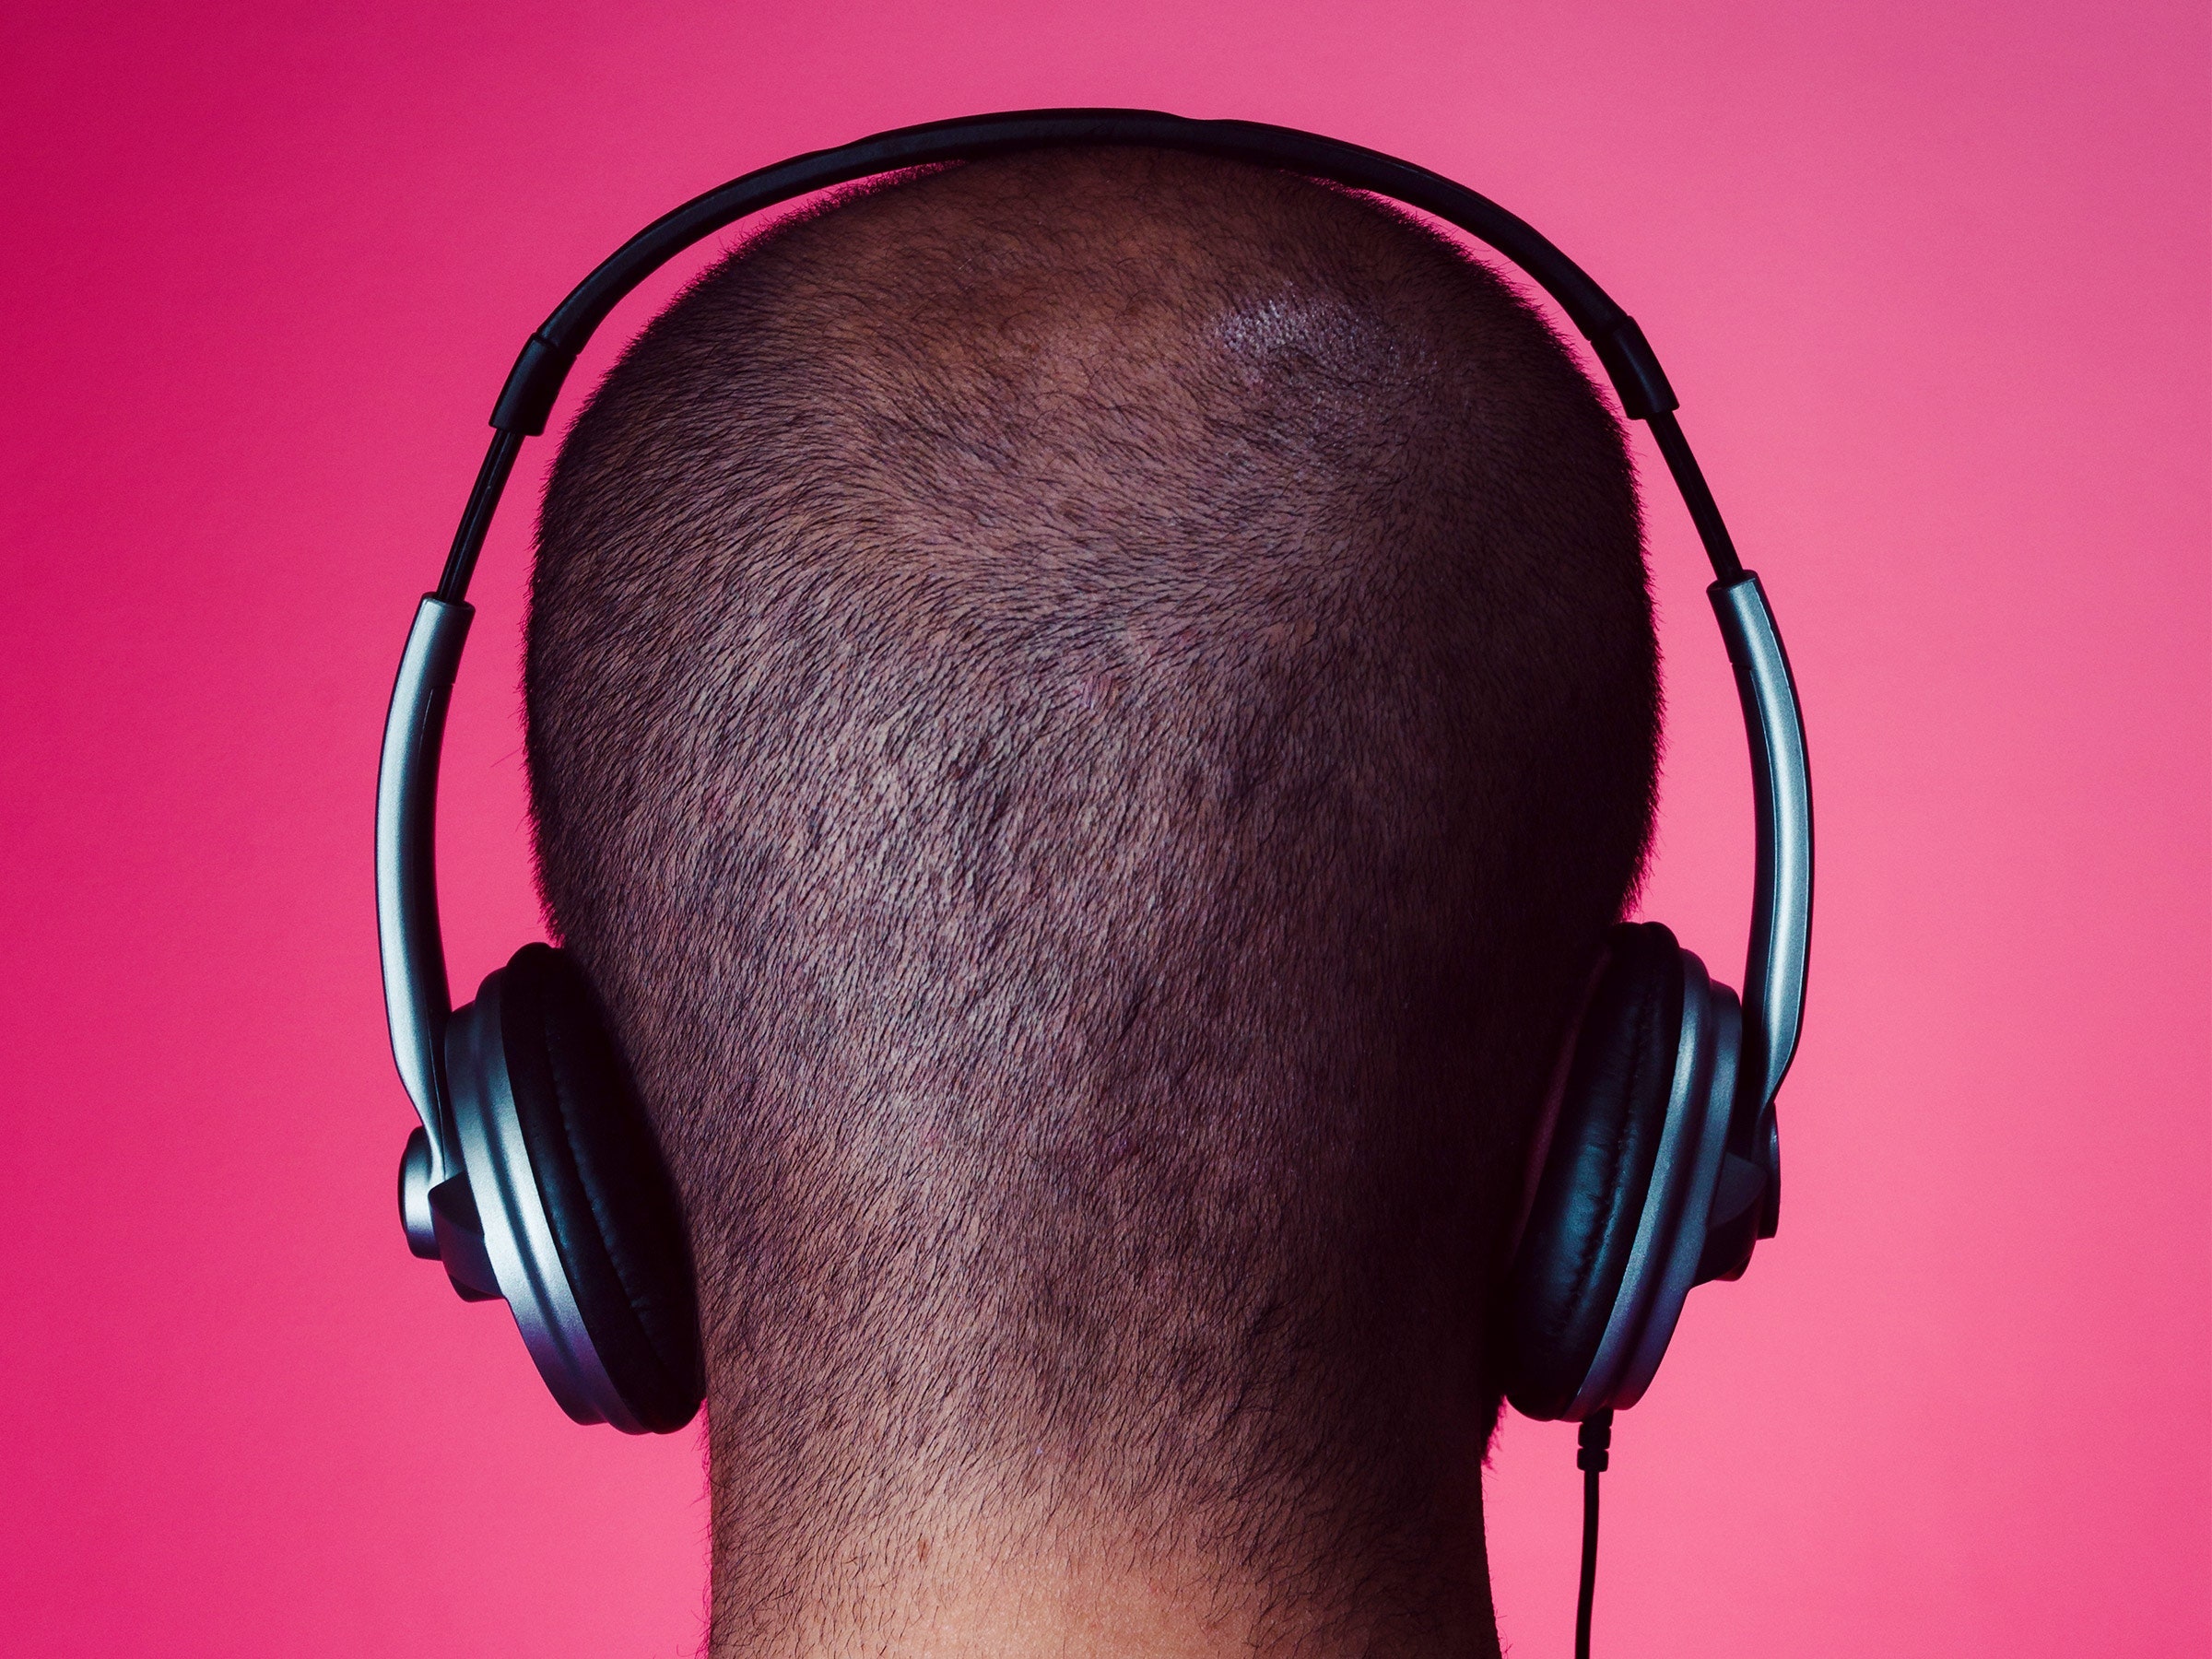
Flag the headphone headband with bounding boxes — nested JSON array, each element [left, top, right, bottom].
[[378, 107, 1810, 1191]]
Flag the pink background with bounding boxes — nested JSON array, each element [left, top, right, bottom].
[[3, 3, 2206, 1654]]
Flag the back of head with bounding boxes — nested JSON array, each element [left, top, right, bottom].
[[527, 147, 1656, 1650]]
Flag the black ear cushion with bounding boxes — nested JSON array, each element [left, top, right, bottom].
[[1503, 922, 1685, 1419], [495, 943, 703, 1433]]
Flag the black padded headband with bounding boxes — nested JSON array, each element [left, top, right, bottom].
[[433, 108, 1741, 603]]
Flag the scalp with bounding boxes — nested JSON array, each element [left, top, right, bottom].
[[526, 145, 1656, 1642]]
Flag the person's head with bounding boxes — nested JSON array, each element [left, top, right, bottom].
[[525, 147, 1656, 1653]]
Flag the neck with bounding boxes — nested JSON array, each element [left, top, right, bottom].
[[704, 1481, 1500, 1659]]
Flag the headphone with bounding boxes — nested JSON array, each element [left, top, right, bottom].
[[377, 109, 1810, 1436]]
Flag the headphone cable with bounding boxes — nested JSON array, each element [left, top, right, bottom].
[[1574, 1409, 1615, 1659]]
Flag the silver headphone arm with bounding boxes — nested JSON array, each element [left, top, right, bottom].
[[1711, 573, 1812, 1114], [375, 594, 473, 1183]]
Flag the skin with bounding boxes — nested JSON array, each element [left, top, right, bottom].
[[524, 148, 1657, 1659], [768, 1511, 1493, 1659], [697, 984, 1594, 1659]]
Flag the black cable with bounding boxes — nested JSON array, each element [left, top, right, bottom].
[[1644, 411, 1745, 582], [435, 428, 524, 603], [1575, 1409, 1614, 1659]]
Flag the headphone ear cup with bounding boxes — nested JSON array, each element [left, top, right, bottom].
[[493, 944, 704, 1433], [1502, 922, 1685, 1420]]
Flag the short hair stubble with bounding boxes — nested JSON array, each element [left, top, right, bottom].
[[525, 147, 1658, 1634]]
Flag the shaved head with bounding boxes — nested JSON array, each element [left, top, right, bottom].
[[526, 147, 1656, 1653]]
